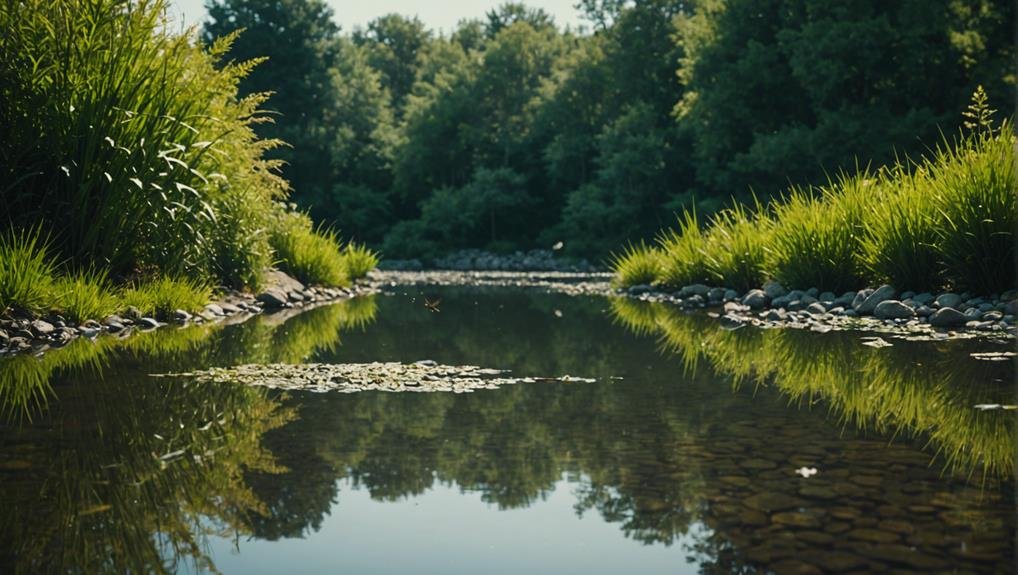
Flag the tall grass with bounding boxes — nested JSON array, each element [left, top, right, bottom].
[[612, 89, 1016, 295], [52, 268, 121, 323], [0, 228, 56, 313], [120, 277, 212, 318], [656, 209, 711, 288], [608, 242, 661, 288], [341, 242, 380, 280], [270, 212, 351, 287], [0, 0, 284, 287]]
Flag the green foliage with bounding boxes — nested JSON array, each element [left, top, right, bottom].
[[270, 212, 350, 287], [120, 277, 213, 318], [609, 243, 662, 288], [656, 210, 711, 288], [341, 243, 380, 280], [52, 268, 120, 323], [927, 120, 1016, 293], [765, 175, 869, 293], [702, 202, 771, 291], [0, 228, 56, 313]]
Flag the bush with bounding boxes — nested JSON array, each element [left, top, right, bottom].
[[52, 269, 120, 323], [0, 228, 56, 313], [341, 242, 380, 280], [0, 0, 285, 287], [270, 212, 349, 287]]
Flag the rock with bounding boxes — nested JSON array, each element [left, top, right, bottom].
[[138, 317, 160, 329], [873, 300, 915, 320], [263, 269, 305, 293], [204, 303, 225, 316], [124, 306, 142, 320], [742, 289, 769, 309], [977, 302, 994, 312], [915, 305, 935, 318], [911, 292, 934, 306], [763, 281, 787, 299], [219, 302, 243, 314], [743, 492, 807, 513], [765, 309, 787, 321], [900, 290, 915, 300], [771, 295, 792, 308], [724, 301, 749, 313], [723, 289, 739, 301], [30, 320, 55, 336], [680, 283, 711, 297], [105, 321, 125, 333], [805, 302, 827, 316], [256, 288, 289, 308], [934, 293, 962, 309], [627, 284, 652, 296], [851, 289, 871, 310], [855, 284, 896, 315], [0, 329, 7, 342], [929, 307, 967, 327], [983, 310, 1003, 321], [963, 307, 983, 320], [172, 309, 191, 322], [707, 287, 726, 302], [288, 290, 306, 302], [818, 291, 836, 303], [1005, 299, 1018, 315]]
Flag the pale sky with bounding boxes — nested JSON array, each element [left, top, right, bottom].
[[168, 1, 586, 34]]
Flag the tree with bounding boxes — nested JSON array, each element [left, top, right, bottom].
[[353, 14, 432, 115]]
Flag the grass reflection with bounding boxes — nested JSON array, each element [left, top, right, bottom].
[[609, 298, 1016, 480]]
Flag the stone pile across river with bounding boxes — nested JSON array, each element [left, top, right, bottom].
[[154, 361, 597, 393]]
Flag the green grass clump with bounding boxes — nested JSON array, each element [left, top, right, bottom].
[[927, 119, 1015, 293], [0, 228, 56, 313], [341, 242, 380, 280], [765, 173, 870, 293], [52, 268, 120, 323], [702, 202, 771, 291], [271, 212, 350, 287], [656, 210, 712, 288], [609, 242, 662, 288], [120, 277, 212, 318]]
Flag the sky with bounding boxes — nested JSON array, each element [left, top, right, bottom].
[[168, 1, 586, 34]]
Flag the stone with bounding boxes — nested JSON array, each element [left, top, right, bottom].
[[834, 291, 857, 307], [763, 281, 787, 299], [680, 283, 711, 297], [873, 300, 915, 320], [765, 309, 787, 321], [963, 307, 983, 320], [30, 320, 55, 336], [742, 289, 769, 309], [818, 291, 837, 303], [1005, 299, 1018, 315], [934, 293, 962, 309], [263, 269, 305, 293], [912, 292, 934, 306], [288, 290, 306, 302], [723, 289, 739, 301], [805, 287, 819, 297], [929, 307, 967, 328], [983, 310, 1003, 321], [855, 285, 896, 315], [900, 290, 915, 300], [219, 302, 242, 314], [915, 305, 934, 318], [105, 321, 125, 333], [256, 288, 289, 308], [771, 295, 792, 308], [847, 529, 900, 544], [138, 317, 159, 329], [805, 302, 827, 316], [851, 289, 871, 309], [172, 309, 191, 322], [627, 284, 652, 296], [743, 492, 807, 513], [204, 303, 225, 316], [707, 287, 726, 302], [724, 301, 749, 313]]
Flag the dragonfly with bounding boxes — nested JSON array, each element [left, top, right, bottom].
[[424, 297, 442, 313]]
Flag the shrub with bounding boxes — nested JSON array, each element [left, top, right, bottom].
[[270, 212, 349, 287], [656, 209, 712, 288], [609, 242, 662, 288], [341, 242, 379, 280], [0, 228, 56, 313]]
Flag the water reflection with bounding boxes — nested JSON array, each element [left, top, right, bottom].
[[0, 289, 1013, 574]]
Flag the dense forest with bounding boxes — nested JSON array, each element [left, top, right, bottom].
[[203, 0, 1014, 259]]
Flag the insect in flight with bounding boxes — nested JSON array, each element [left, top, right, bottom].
[[424, 297, 442, 313]]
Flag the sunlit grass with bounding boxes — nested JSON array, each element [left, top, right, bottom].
[[341, 242, 380, 280], [0, 227, 56, 313], [609, 242, 661, 288], [119, 277, 213, 318], [656, 209, 711, 288], [51, 268, 120, 323], [702, 201, 771, 291], [271, 212, 351, 287]]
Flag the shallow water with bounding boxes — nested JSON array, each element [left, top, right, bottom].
[[0, 285, 1014, 574]]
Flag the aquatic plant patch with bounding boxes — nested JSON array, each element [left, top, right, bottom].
[[154, 361, 597, 393]]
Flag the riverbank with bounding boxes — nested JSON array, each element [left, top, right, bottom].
[[0, 270, 376, 358]]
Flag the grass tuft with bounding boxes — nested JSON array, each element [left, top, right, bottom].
[[656, 209, 711, 288], [0, 227, 56, 313], [702, 201, 771, 291], [341, 242, 379, 280], [52, 268, 120, 323], [609, 242, 662, 288], [271, 212, 350, 287], [120, 277, 212, 318]]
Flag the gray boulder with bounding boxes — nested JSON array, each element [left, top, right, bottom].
[[680, 284, 711, 297], [256, 288, 290, 308], [741, 289, 769, 309], [805, 302, 827, 316], [818, 291, 837, 303], [851, 289, 872, 310], [855, 285, 896, 315], [707, 287, 726, 303], [138, 317, 160, 329], [172, 309, 191, 322], [834, 291, 857, 307], [935, 293, 962, 309], [874, 300, 915, 320], [763, 281, 787, 299], [723, 289, 740, 301], [929, 307, 967, 328], [30, 320, 55, 336], [912, 292, 934, 306]]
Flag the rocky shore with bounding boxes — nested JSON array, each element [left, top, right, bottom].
[[0, 270, 376, 357], [623, 280, 1018, 341], [379, 249, 599, 272]]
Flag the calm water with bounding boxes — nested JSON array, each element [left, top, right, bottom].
[[0, 285, 1014, 574]]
